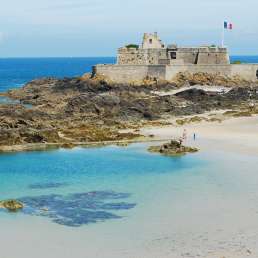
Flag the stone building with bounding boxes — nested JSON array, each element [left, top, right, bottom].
[[117, 32, 230, 66], [94, 33, 258, 83]]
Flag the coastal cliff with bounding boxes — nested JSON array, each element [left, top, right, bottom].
[[1, 73, 258, 151]]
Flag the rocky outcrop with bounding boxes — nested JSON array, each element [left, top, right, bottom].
[[0, 200, 24, 212], [172, 72, 256, 87], [0, 75, 258, 151], [148, 140, 198, 156]]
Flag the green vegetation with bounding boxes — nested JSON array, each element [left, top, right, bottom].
[[232, 60, 242, 64], [210, 44, 216, 47], [126, 44, 139, 49]]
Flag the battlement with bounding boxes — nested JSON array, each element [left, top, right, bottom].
[[118, 33, 230, 65]]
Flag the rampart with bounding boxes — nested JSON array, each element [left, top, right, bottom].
[[94, 64, 258, 83]]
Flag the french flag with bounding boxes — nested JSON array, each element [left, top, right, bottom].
[[224, 21, 233, 30]]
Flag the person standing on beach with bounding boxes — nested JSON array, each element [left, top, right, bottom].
[[183, 129, 187, 141], [193, 133, 196, 141]]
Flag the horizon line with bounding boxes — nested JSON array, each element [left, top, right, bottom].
[[0, 55, 257, 59]]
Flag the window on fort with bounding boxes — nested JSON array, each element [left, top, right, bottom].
[[170, 52, 177, 59], [149, 39, 153, 44]]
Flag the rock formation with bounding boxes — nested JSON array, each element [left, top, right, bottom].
[[0, 74, 258, 151], [148, 140, 198, 156], [0, 200, 24, 212]]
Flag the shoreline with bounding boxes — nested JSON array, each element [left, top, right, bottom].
[[0, 137, 167, 153], [1, 114, 258, 156], [140, 114, 258, 156]]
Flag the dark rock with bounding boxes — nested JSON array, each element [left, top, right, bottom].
[[1, 75, 258, 150], [148, 140, 198, 156], [0, 200, 24, 212]]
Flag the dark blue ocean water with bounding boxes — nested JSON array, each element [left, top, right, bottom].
[[0, 57, 115, 92], [0, 56, 257, 92]]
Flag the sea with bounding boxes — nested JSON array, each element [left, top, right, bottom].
[[0, 57, 116, 92], [0, 56, 257, 92], [1, 56, 258, 258]]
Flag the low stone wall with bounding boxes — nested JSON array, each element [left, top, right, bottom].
[[94, 65, 148, 82], [166, 64, 258, 81], [165, 65, 232, 80], [231, 64, 258, 81], [94, 64, 258, 83], [94, 64, 166, 83]]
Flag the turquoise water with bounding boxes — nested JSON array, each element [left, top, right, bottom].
[[0, 143, 204, 226], [2, 143, 258, 257]]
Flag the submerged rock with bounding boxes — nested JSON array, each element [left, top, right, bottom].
[[0, 199, 24, 212], [148, 140, 198, 156], [17, 190, 136, 227]]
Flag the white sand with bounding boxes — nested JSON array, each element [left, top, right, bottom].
[[141, 115, 258, 156]]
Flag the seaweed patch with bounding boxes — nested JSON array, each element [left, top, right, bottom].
[[18, 191, 136, 227]]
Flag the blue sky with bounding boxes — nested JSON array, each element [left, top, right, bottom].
[[0, 0, 257, 57]]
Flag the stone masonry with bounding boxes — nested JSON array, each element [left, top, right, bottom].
[[94, 33, 258, 83]]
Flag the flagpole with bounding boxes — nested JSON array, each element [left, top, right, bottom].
[[222, 21, 225, 47]]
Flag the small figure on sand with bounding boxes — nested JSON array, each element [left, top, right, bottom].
[[193, 133, 196, 141], [249, 101, 255, 112], [182, 129, 187, 141], [178, 129, 187, 147]]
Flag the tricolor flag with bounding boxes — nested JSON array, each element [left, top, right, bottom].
[[224, 21, 233, 30]]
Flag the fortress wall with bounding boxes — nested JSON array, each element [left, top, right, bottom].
[[166, 65, 233, 80], [147, 65, 167, 79], [117, 48, 147, 65], [166, 64, 258, 81], [230, 64, 258, 81], [118, 48, 166, 65], [95, 64, 258, 83], [148, 49, 165, 64], [95, 64, 167, 82], [94, 65, 149, 83], [176, 51, 198, 64], [197, 52, 230, 65]]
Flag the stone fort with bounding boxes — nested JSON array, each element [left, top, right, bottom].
[[94, 32, 258, 83]]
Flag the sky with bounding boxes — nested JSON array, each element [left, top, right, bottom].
[[0, 0, 257, 57]]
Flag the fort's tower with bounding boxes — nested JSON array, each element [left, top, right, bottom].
[[142, 32, 165, 49]]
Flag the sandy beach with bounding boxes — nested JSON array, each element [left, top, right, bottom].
[[1, 115, 258, 258], [141, 115, 258, 156]]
